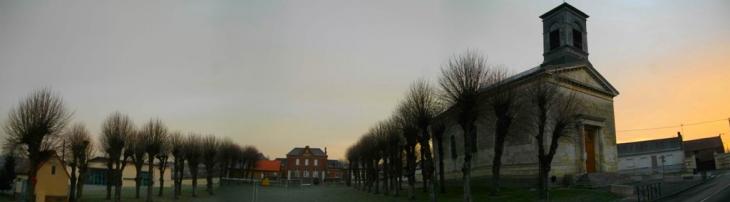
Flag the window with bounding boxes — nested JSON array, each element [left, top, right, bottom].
[[296, 159, 300, 165], [304, 169, 309, 177], [295, 169, 300, 177], [86, 168, 108, 185], [627, 159, 634, 168], [51, 166, 56, 175], [335, 171, 340, 178], [640, 157, 649, 168], [141, 172, 150, 186], [313, 169, 318, 177], [314, 159, 318, 166], [572, 22, 583, 50], [549, 23, 560, 50], [306, 159, 309, 166]]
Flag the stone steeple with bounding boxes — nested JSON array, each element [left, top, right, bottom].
[[540, 3, 589, 66]]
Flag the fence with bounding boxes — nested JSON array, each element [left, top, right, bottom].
[[635, 182, 661, 202]]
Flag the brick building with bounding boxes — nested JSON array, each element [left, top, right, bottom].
[[282, 146, 328, 182]]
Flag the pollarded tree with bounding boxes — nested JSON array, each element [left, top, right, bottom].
[[100, 112, 135, 202], [526, 77, 585, 200], [484, 67, 520, 196], [64, 123, 92, 202], [431, 120, 447, 194], [185, 133, 203, 197], [241, 146, 260, 181], [217, 137, 235, 185], [395, 103, 420, 200], [141, 118, 168, 202], [168, 131, 185, 199], [129, 130, 147, 199], [156, 137, 171, 197], [201, 134, 220, 195], [74, 133, 95, 201], [437, 49, 495, 201], [2, 89, 71, 202], [401, 78, 442, 201]]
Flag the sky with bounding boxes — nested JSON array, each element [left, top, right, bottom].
[[1, 0, 729, 160]]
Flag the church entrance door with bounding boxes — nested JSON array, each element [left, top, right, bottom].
[[585, 128, 597, 173]]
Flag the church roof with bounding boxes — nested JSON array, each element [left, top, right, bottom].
[[617, 137, 683, 157], [482, 61, 619, 97], [540, 3, 589, 19]]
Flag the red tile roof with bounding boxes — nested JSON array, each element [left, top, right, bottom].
[[255, 160, 281, 172]]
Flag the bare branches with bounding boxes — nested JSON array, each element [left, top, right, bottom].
[[100, 112, 135, 159], [141, 118, 169, 156]]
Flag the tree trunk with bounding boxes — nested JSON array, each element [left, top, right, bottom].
[[135, 166, 142, 199], [492, 115, 512, 197], [460, 123, 473, 202], [115, 161, 126, 202], [69, 161, 77, 202], [191, 169, 198, 197], [27, 152, 39, 202], [158, 159, 167, 197], [437, 137, 446, 194], [146, 155, 154, 202], [106, 161, 113, 200], [76, 175, 86, 200], [420, 127, 437, 202], [421, 151, 427, 193], [407, 144, 416, 200], [206, 165, 214, 195], [383, 157, 389, 196]]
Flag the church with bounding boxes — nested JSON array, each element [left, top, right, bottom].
[[434, 3, 620, 186]]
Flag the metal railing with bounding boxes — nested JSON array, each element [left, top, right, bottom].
[[636, 182, 661, 202]]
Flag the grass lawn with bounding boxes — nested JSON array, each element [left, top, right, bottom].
[[73, 182, 622, 202], [81, 185, 220, 202], [344, 184, 623, 202]]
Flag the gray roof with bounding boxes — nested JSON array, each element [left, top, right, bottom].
[[286, 147, 327, 157], [684, 136, 724, 152], [617, 137, 683, 157], [327, 160, 344, 168], [275, 158, 287, 167]]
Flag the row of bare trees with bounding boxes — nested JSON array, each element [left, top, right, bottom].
[[345, 49, 586, 201], [2, 89, 261, 202]]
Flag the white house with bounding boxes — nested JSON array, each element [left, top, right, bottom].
[[617, 133, 685, 175]]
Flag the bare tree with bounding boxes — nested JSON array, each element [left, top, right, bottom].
[[168, 131, 185, 199], [484, 67, 520, 196], [185, 133, 203, 197], [216, 137, 235, 185], [431, 120, 447, 194], [156, 137, 171, 197], [2, 89, 71, 202], [75, 131, 95, 200], [141, 118, 168, 202], [201, 134, 220, 195], [64, 123, 91, 202], [526, 77, 585, 200], [100, 112, 135, 202], [395, 102, 420, 200], [401, 79, 441, 201], [129, 130, 147, 199], [241, 146, 260, 181], [437, 49, 495, 201]]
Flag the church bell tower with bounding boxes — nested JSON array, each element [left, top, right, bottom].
[[540, 3, 590, 66]]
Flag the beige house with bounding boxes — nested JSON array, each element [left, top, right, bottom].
[[434, 3, 619, 185], [15, 152, 70, 202], [79, 156, 172, 188]]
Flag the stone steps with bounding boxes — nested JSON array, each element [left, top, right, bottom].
[[573, 172, 636, 188]]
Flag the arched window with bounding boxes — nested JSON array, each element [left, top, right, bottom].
[[549, 23, 560, 50], [572, 22, 583, 50]]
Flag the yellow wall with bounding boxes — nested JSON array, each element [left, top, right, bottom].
[[34, 157, 69, 202], [82, 160, 173, 188]]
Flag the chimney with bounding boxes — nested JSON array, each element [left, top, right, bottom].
[[325, 147, 327, 154]]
